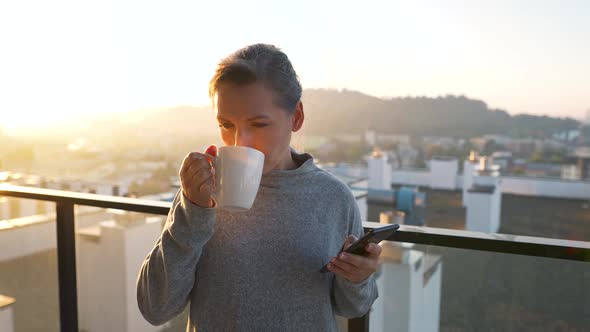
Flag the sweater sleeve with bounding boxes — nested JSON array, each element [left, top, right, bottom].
[[136, 189, 216, 326], [331, 195, 379, 318]]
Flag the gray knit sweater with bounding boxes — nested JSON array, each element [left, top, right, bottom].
[[136, 152, 378, 331]]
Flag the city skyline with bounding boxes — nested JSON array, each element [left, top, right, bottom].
[[1, 0, 589, 133]]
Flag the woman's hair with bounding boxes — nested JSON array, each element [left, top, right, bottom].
[[209, 44, 302, 113]]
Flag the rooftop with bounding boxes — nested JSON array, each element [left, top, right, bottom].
[[369, 188, 590, 242], [468, 185, 496, 194]]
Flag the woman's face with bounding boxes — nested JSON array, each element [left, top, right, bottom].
[[214, 82, 302, 174]]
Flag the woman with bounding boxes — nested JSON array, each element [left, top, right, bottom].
[[137, 44, 380, 331]]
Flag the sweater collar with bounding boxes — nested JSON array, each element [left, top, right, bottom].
[[259, 149, 318, 187]]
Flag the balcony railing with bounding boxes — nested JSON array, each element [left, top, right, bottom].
[[1, 183, 590, 332]]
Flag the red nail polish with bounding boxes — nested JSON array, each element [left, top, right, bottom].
[[205, 145, 217, 157]]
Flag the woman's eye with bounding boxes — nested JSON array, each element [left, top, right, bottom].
[[252, 123, 269, 128], [219, 123, 234, 129]]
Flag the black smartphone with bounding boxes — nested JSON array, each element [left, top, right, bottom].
[[320, 223, 400, 273]]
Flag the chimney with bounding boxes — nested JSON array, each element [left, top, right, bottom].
[[462, 151, 479, 206], [112, 185, 120, 197], [365, 129, 377, 146], [380, 210, 405, 225], [465, 157, 502, 233], [429, 156, 458, 190], [370, 245, 442, 332], [368, 147, 391, 190]]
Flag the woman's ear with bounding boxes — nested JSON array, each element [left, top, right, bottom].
[[292, 101, 304, 132]]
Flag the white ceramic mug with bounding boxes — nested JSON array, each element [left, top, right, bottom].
[[212, 146, 265, 211]]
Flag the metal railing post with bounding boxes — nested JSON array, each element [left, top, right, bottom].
[[56, 201, 78, 332], [348, 314, 369, 332]]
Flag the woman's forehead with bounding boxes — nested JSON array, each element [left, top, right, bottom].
[[215, 82, 283, 119]]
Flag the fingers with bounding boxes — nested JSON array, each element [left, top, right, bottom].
[[204, 145, 218, 169], [180, 153, 215, 199], [342, 235, 357, 251], [180, 153, 206, 179], [365, 242, 382, 259], [328, 235, 381, 282], [327, 260, 356, 281], [181, 144, 217, 178], [181, 154, 216, 190], [189, 166, 214, 185], [184, 166, 214, 194], [182, 153, 213, 175], [328, 253, 377, 282], [205, 144, 217, 157], [334, 251, 377, 271], [177, 147, 218, 208], [190, 169, 213, 193], [208, 156, 217, 174], [331, 253, 359, 271]]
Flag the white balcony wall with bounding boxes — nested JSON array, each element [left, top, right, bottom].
[[0, 295, 15, 332], [501, 176, 590, 199], [392, 169, 431, 187], [391, 169, 590, 200], [77, 217, 164, 332]]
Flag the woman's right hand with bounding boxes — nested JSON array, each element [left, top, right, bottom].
[[179, 145, 217, 208]]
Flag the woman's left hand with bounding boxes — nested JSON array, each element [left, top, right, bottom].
[[327, 235, 382, 283]]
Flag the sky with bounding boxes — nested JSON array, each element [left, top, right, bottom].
[[0, 0, 589, 134]]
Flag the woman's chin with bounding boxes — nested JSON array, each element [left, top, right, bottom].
[[262, 161, 282, 174]]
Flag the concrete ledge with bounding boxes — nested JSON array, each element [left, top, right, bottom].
[[0, 213, 54, 232]]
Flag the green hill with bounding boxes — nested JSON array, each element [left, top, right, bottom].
[[302, 89, 579, 138]]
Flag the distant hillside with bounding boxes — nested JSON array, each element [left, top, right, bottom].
[[101, 89, 579, 140], [302, 89, 580, 138], [127, 105, 218, 137]]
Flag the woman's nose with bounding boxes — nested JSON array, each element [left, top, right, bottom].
[[234, 129, 253, 148]]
